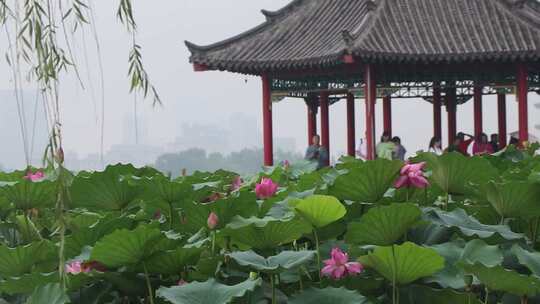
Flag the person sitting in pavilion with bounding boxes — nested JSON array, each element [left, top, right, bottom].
[[305, 135, 329, 169], [392, 136, 407, 161], [509, 136, 519, 147], [490, 134, 500, 153], [472, 133, 494, 156], [457, 132, 474, 156], [428, 137, 443, 155], [356, 138, 367, 160], [376, 132, 395, 160]]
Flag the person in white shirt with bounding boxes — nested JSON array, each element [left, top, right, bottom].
[[428, 137, 443, 155], [356, 138, 367, 160]]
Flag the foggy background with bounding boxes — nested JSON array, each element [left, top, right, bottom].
[[0, 1, 538, 173]]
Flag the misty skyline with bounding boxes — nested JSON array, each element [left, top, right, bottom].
[[0, 1, 538, 170]]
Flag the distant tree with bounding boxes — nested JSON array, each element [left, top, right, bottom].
[[154, 148, 303, 176]]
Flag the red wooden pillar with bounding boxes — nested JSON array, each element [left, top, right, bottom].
[[383, 95, 392, 137], [497, 93, 507, 148], [261, 75, 273, 166], [307, 103, 317, 146], [364, 64, 376, 160], [346, 93, 356, 157], [517, 64, 529, 143], [320, 92, 330, 166], [473, 85, 483, 138], [446, 88, 457, 144], [433, 84, 442, 140]]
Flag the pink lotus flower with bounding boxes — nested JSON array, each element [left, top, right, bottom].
[[24, 170, 44, 182], [66, 260, 106, 274], [207, 212, 219, 230], [231, 176, 242, 191], [321, 248, 363, 280], [177, 279, 187, 286], [255, 178, 278, 199], [81, 261, 107, 273], [394, 162, 430, 189], [66, 261, 85, 274]]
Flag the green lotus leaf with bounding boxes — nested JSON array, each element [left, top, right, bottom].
[[423, 208, 523, 240], [144, 247, 202, 275], [100, 163, 161, 178], [0, 180, 55, 210], [289, 287, 372, 304], [287, 160, 318, 179], [289, 195, 346, 228], [223, 216, 312, 250], [90, 225, 164, 268], [485, 181, 540, 219], [329, 159, 402, 203], [400, 285, 481, 304], [346, 203, 421, 246], [228, 250, 315, 273], [180, 190, 259, 234], [427, 239, 503, 289], [360, 242, 444, 285], [71, 169, 142, 211], [140, 175, 194, 204], [0, 240, 57, 277], [511, 245, 540, 277], [26, 283, 69, 304], [65, 215, 134, 259], [0, 272, 58, 295], [417, 152, 497, 195], [463, 263, 540, 297], [156, 278, 261, 304]]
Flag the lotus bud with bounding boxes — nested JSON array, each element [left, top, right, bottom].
[[207, 212, 219, 230], [249, 272, 259, 280]]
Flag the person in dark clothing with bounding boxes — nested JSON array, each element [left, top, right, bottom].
[[490, 134, 500, 153], [509, 136, 519, 146], [391, 136, 407, 161], [305, 135, 329, 169], [446, 137, 462, 153]]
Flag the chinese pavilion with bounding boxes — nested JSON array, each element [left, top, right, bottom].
[[186, 0, 540, 166]]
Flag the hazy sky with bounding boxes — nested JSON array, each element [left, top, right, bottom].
[[0, 0, 538, 169]]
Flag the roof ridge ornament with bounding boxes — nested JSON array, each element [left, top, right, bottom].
[[261, 9, 278, 22], [341, 30, 355, 49], [366, 0, 378, 11]]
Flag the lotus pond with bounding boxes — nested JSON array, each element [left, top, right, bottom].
[[2, 146, 540, 304]]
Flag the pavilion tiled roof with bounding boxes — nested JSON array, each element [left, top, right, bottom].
[[185, 0, 540, 74]]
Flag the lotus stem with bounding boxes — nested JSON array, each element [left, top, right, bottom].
[[444, 193, 450, 211], [484, 287, 489, 304], [211, 231, 216, 256], [533, 218, 540, 248], [143, 263, 155, 304], [522, 296, 528, 304], [313, 229, 322, 283], [270, 274, 277, 304], [168, 202, 173, 230], [392, 245, 398, 304]]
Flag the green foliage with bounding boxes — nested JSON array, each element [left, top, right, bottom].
[[228, 250, 315, 273], [290, 195, 346, 228], [346, 203, 421, 246], [427, 239, 503, 289], [463, 263, 540, 297], [289, 287, 372, 304], [360, 242, 445, 285], [329, 159, 402, 203], [26, 283, 70, 304], [0, 154, 538, 303], [156, 278, 261, 304], [418, 152, 497, 195], [90, 225, 164, 268]]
